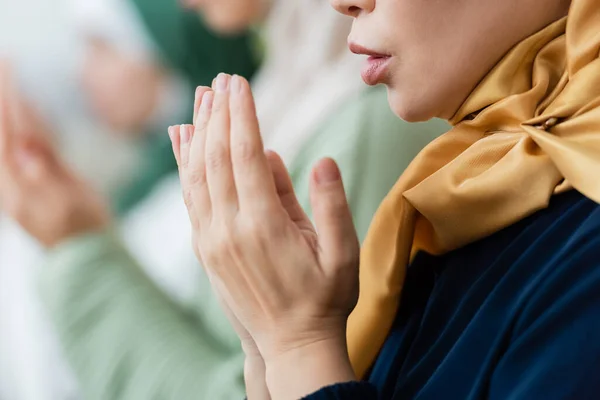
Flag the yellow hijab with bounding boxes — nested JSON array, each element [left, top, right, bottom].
[[348, 0, 600, 378]]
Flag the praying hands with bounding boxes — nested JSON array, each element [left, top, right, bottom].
[[170, 73, 361, 399]]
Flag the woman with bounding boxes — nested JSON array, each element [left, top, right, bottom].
[[73, 0, 257, 214], [163, 0, 599, 398], [0, 1, 445, 400]]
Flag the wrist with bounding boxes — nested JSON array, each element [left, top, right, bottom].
[[242, 340, 263, 360], [50, 220, 111, 249], [245, 354, 270, 400], [264, 333, 356, 400]]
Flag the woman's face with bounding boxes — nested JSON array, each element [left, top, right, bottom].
[[331, 0, 571, 122], [181, 0, 265, 34], [82, 39, 164, 133]]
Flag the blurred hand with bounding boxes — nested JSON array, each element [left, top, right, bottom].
[[82, 39, 165, 134], [171, 74, 359, 399], [0, 66, 110, 247]]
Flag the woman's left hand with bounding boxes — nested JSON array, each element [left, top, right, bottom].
[[173, 73, 360, 399]]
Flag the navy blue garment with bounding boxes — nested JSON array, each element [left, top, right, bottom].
[[304, 190, 600, 399]]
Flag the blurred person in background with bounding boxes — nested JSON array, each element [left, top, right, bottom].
[[0, 1, 447, 400], [0, 1, 132, 399], [73, 0, 257, 214], [0, 1, 256, 399]]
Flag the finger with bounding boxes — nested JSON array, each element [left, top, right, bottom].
[[186, 89, 214, 224], [229, 75, 280, 213], [0, 67, 16, 166], [193, 86, 211, 125], [14, 97, 60, 169], [265, 150, 311, 226], [169, 125, 181, 167], [179, 123, 195, 172], [176, 124, 200, 229], [309, 158, 359, 269], [205, 73, 238, 216]]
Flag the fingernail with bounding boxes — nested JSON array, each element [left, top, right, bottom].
[[168, 126, 174, 140], [230, 75, 242, 94], [315, 158, 341, 185], [211, 78, 217, 90], [201, 91, 214, 112], [180, 124, 190, 143], [216, 73, 229, 92], [196, 87, 203, 98]]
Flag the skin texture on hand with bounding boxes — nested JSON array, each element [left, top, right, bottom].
[[170, 74, 359, 399], [0, 66, 110, 248]]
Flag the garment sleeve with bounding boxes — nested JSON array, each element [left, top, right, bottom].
[[289, 87, 447, 243], [301, 382, 379, 399], [39, 230, 246, 400], [489, 221, 600, 399]]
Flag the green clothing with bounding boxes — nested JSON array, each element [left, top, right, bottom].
[[41, 87, 448, 400], [113, 0, 258, 214]]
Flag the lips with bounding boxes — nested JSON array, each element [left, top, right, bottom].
[[361, 56, 391, 85], [348, 42, 392, 86]]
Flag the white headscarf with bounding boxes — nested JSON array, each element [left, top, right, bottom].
[[70, 0, 157, 63], [252, 0, 364, 165], [70, 0, 190, 132]]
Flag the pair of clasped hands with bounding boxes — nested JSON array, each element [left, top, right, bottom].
[[0, 67, 360, 399]]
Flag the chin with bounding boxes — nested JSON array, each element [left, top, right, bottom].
[[385, 86, 436, 123], [201, 14, 250, 35]]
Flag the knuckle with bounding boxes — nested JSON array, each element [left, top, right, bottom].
[[187, 167, 207, 187], [333, 242, 360, 270], [202, 248, 219, 268], [180, 155, 189, 168], [202, 238, 222, 267], [205, 146, 228, 172], [204, 221, 239, 264], [211, 94, 226, 114], [182, 189, 194, 210], [241, 214, 274, 239], [231, 141, 258, 165], [195, 120, 208, 134], [339, 247, 360, 268]]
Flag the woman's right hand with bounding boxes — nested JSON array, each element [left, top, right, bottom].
[[0, 66, 110, 248]]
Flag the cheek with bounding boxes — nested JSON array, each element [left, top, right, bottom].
[[201, 2, 257, 33]]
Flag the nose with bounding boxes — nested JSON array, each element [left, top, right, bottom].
[[330, 0, 373, 18]]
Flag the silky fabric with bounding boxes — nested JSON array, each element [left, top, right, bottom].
[[348, 0, 600, 378]]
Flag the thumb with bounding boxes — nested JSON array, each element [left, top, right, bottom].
[[266, 150, 312, 227], [310, 158, 359, 269]]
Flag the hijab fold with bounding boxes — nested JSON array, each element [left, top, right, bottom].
[[348, 0, 600, 378]]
